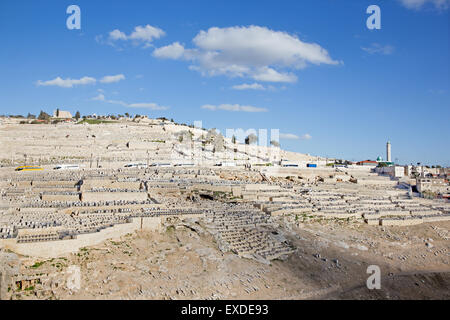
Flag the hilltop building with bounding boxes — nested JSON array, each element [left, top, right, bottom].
[[416, 177, 449, 197], [53, 110, 72, 119]]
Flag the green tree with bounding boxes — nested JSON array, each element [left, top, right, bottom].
[[75, 111, 81, 120], [245, 133, 257, 145], [38, 110, 50, 120], [270, 140, 280, 147]]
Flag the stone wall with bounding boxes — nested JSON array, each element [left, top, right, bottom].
[[0, 217, 162, 258], [41, 193, 80, 202], [80, 191, 148, 202], [81, 179, 141, 190]]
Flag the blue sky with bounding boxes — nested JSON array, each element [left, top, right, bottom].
[[0, 0, 448, 165]]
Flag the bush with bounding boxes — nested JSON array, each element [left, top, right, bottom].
[[245, 134, 257, 145], [270, 140, 280, 147], [38, 110, 50, 120]]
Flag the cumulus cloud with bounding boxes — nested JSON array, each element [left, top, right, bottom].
[[91, 95, 127, 106], [92, 93, 105, 101], [300, 133, 312, 140], [201, 103, 268, 112], [91, 93, 168, 110], [100, 74, 125, 83], [153, 42, 185, 59], [37, 74, 126, 88], [231, 83, 266, 90], [279, 133, 299, 140], [200, 104, 217, 111], [128, 103, 168, 110], [399, 0, 449, 10], [128, 25, 165, 42], [109, 29, 127, 41], [361, 43, 395, 55], [99, 25, 165, 47], [153, 25, 339, 83], [36, 76, 96, 88], [252, 67, 297, 83]]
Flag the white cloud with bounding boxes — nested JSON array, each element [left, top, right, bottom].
[[201, 104, 217, 111], [103, 25, 165, 47], [279, 133, 299, 140], [201, 103, 268, 112], [109, 29, 127, 41], [91, 94, 127, 106], [100, 74, 125, 83], [129, 25, 165, 42], [128, 103, 168, 110], [153, 25, 339, 83], [252, 67, 297, 83], [92, 93, 105, 101], [231, 83, 266, 90], [107, 99, 128, 107], [153, 42, 185, 59], [300, 133, 312, 140], [37, 76, 96, 88], [37, 74, 126, 88], [361, 43, 395, 55], [91, 93, 168, 110], [279, 133, 311, 140], [399, 0, 449, 10]]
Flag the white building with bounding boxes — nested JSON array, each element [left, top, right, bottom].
[[53, 110, 72, 119]]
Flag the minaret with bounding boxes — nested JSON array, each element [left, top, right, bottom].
[[386, 141, 391, 162]]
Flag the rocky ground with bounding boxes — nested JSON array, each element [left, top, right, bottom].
[[2, 217, 449, 300]]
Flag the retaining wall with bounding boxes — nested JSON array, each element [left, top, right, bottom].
[[0, 217, 161, 258]]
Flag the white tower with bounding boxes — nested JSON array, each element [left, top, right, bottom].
[[386, 141, 391, 162]]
